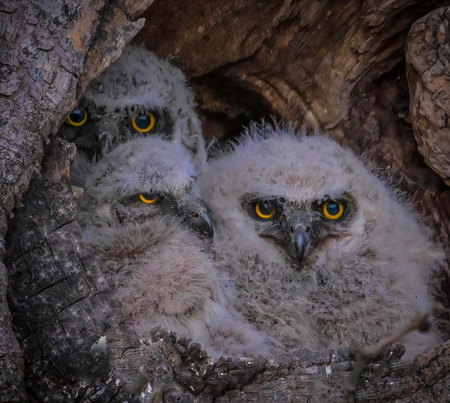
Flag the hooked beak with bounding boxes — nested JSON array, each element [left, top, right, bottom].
[[88, 119, 118, 161], [181, 196, 214, 238], [190, 208, 214, 238], [85, 132, 112, 162], [96, 133, 112, 159], [289, 225, 308, 265], [261, 217, 310, 266], [274, 217, 309, 266]]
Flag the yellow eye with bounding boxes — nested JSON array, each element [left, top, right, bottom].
[[67, 108, 88, 126], [322, 200, 345, 220], [255, 200, 277, 220], [132, 112, 156, 133], [139, 194, 158, 204]]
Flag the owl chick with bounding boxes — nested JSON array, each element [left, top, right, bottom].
[[198, 123, 444, 360], [76, 136, 272, 358], [59, 44, 205, 164]]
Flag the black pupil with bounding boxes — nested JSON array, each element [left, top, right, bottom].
[[136, 113, 150, 129], [69, 109, 85, 123], [259, 201, 274, 215], [326, 202, 341, 216]]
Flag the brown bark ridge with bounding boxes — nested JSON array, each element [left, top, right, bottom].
[[5, 138, 153, 402], [137, 0, 444, 127], [0, 0, 146, 400], [6, 138, 109, 401], [406, 6, 450, 186]]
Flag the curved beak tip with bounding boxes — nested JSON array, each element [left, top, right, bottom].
[[292, 226, 308, 266], [191, 209, 214, 238]]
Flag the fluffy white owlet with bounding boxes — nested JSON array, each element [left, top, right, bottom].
[[198, 124, 444, 360], [76, 136, 272, 358], [59, 44, 205, 165]]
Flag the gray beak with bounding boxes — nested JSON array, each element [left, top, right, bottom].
[[276, 215, 309, 266], [94, 132, 112, 160], [181, 196, 214, 238], [89, 119, 118, 161], [259, 211, 310, 266], [190, 208, 214, 238], [290, 225, 308, 265]]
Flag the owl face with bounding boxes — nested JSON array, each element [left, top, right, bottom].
[[62, 99, 173, 161], [79, 136, 213, 240], [59, 45, 205, 163], [240, 192, 357, 266], [200, 128, 439, 270]]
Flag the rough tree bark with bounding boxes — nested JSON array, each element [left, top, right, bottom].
[[0, 0, 148, 400], [406, 7, 450, 186], [2, 0, 450, 402]]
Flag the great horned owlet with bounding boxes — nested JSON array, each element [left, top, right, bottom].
[[58, 44, 205, 165], [198, 123, 444, 360], [76, 136, 272, 358]]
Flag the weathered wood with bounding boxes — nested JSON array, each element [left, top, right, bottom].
[[137, 0, 444, 125], [0, 263, 24, 401], [0, 0, 144, 399], [6, 138, 109, 401], [406, 6, 450, 186]]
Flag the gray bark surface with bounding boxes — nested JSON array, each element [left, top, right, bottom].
[[0, 0, 145, 400], [407, 7, 450, 186]]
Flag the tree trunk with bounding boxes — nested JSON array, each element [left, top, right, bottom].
[[0, 0, 147, 400], [406, 7, 450, 186], [2, 0, 450, 401]]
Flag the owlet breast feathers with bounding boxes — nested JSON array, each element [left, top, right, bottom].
[[76, 136, 272, 358]]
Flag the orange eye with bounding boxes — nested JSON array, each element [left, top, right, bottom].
[[255, 200, 277, 220], [132, 112, 156, 133], [322, 200, 345, 220], [67, 108, 88, 126], [139, 194, 158, 204]]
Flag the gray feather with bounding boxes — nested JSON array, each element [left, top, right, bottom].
[[199, 123, 444, 360], [76, 137, 273, 358]]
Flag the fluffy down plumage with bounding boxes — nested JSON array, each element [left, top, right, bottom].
[[76, 136, 272, 358], [198, 123, 444, 359]]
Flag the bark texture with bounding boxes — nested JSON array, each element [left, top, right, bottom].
[[138, 0, 444, 125], [6, 139, 153, 402], [2, 0, 450, 401], [0, 0, 145, 400], [406, 7, 450, 186]]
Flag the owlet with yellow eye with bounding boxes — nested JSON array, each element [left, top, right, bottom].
[[74, 135, 273, 360], [198, 123, 445, 361], [58, 44, 205, 165]]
